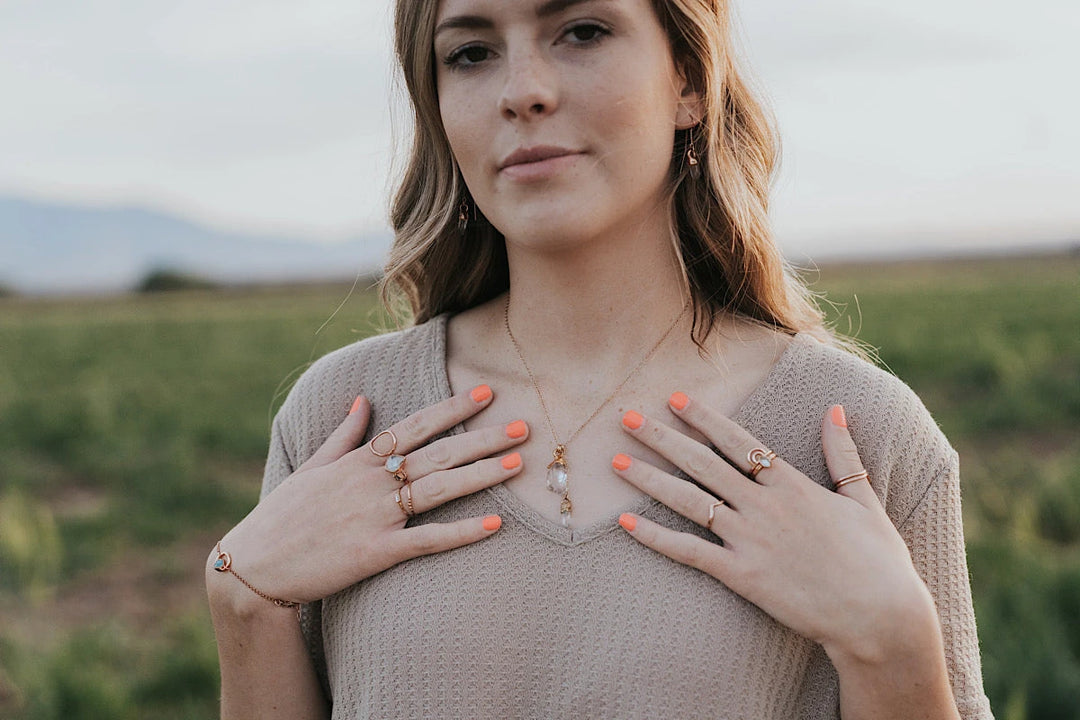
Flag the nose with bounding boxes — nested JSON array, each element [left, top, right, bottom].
[[498, 48, 558, 121]]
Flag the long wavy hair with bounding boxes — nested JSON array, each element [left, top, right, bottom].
[[383, 0, 831, 346]]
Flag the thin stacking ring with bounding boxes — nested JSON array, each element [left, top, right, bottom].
[[706, 500, 726, 531], [394, 488, 415, 518], [369, 429, 398, 458], [403, 482, 415, 516], [747, 448, 777, 479], [384, 454, 408, 483], [834, 470, 870, 490]]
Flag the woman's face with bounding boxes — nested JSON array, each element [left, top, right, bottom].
[[433, 0, 699, 252]]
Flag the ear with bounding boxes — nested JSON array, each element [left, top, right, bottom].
[[674, 61, 704, 130]]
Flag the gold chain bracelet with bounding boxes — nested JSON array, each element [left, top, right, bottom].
[[213, 542, 299, 610]]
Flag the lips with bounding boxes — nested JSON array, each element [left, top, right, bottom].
[[499, 145, 580, 170]]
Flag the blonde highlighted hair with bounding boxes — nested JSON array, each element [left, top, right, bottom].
[[383, 0, 831, 346]]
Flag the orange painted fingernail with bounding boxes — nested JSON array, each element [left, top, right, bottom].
[[501, 452, 522, 470], [348, 396, 363, 415], [612, 453, 632, 471], [505, 420, 527, 439], [830, 405, 847, 428], [669, 392, 689, 411], [622, 410, 644, 430], [470, 384, 492, 403], [483, 515, 502, 531], [619, 513, 637, 532]]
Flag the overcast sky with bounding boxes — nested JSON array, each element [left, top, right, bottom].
[[2, 0, 1077, 259]]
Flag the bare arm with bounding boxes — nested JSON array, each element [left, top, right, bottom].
[[207, 557, 328, 720]]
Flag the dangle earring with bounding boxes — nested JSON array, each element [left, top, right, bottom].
[[458, 196, 470, 234], [686, 130, 701, 179]]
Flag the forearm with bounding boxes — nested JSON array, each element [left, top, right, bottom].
[[829, 588, 960, 720], [207, 555, 328, 720]]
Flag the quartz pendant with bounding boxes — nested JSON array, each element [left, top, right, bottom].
[[546, 460, 568, 494], [559, 496, 572, 527], [546, 444, 569, 494]]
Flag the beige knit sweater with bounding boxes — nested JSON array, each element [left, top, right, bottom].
[[261, 315, 994, 719]]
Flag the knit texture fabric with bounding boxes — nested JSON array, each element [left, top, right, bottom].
[[261, 315, 994, 719]]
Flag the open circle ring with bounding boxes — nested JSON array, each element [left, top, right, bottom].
[[369, 429, 398, 458], [747, 447, 778, 480]]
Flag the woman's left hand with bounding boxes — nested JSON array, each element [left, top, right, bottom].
[[613, 393, 938, 666]]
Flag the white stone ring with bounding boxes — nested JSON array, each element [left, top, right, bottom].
[[384, 454, 409, 484], [747, 448, 777, 480]]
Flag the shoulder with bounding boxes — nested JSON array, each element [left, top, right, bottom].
[[745, 333, 956, 527], [273, 315, 449, 467]]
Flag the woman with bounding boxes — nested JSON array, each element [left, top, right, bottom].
[[206, 0, 993, 717]]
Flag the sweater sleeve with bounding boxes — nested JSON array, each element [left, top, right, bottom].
[[897, 456, 995, 719]]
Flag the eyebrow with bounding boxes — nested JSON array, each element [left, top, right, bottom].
[[434, 0, 612, 38]]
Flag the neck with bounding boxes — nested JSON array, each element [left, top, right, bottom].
[[503, 228, 690, 367]]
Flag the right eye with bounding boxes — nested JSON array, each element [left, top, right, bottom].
[[444, 44, 493, 69]]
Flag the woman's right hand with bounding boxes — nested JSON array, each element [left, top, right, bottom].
[[206, 385, 526, 611]]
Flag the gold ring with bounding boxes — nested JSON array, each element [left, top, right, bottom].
[[369, 429, 398, 458], [384, 454, 408, 483], [403, 482, 415, 516], [834, 470, 870, 490], [747, 448, 777, 479], [394, 488, 414, 518], [706, 499, 726, 531]]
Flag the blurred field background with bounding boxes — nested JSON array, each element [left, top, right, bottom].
[[0, 252, 1077, 719]]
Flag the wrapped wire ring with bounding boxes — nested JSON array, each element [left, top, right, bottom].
[[834, 470, 870, 490], [747, 448, 777, 480]]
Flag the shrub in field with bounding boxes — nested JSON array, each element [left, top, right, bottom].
[[0, 489, 62, 601], [135, 269, 217, 293]]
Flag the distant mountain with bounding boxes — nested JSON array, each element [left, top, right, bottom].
[[0, 195, 391, 294]]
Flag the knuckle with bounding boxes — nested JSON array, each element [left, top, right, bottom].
[[402, 412, 429, 438], [411, 532, 443, 556], [421, 475, 450, 505], [686, 450, 717, 477], [422, 440, 451, 468]]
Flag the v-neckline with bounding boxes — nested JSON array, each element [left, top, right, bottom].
[[429, 313, 808, 546]]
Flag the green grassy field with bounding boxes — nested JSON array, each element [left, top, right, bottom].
[[0, 254, 1077, 719]]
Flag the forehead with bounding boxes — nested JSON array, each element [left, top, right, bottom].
[[436, 0, 627, 24]]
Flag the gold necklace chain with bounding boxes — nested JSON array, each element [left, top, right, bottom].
[[503, 295, 688, 527]]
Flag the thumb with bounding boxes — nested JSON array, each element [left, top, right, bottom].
[[821, 405, 880, 509], [301, 395, 371, 470]]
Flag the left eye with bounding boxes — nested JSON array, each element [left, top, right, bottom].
[[563, 23, 608, 44]]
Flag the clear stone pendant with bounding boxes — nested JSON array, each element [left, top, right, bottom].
[[546, 444, 569, 495], [559, 496, 572, 527]]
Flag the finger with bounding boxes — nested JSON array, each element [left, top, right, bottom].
[[301, 395, 371, 470], [408, 452, 524, 515], [619, 409, 756, 505], [822, 405, 880, 509], [394, 419, 529, 480], [388, 514, 503, 563], [365, 384, 495, 462], [611, 453, 737, 532], [618, 513, 734, 578], [664, 392, 785, 485]]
